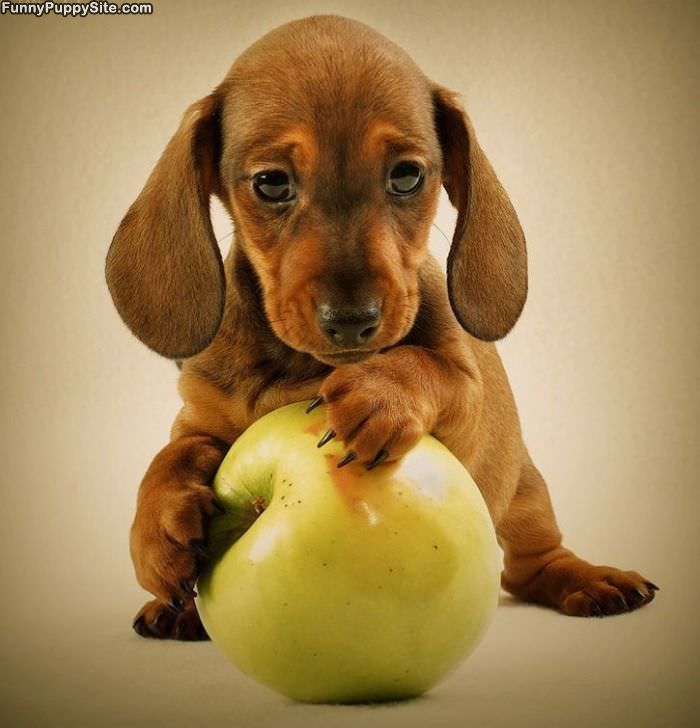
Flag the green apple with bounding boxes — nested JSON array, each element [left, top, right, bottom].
[[196, 401, 500, 704]]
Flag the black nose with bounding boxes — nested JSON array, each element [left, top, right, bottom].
[[316, 302, 381, 348]]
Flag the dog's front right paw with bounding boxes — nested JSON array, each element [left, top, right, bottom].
[[130, 482, 221, 611], [132, 598, 209, 640]]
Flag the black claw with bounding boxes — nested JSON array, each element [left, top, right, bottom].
[[180, 580, 197, 598], [645, 581, 660, 591], [590, 601, 603, 617], [635, 587, 648, 601], [168, 597, 185, 614], [317, 429, 336, 448], [367, 449, 389, 471], [337, 451, 357, 468], [306, 396, 324, 413], [615, 594, 630, 612], [132, 615, 149, 636], [174, 620, 186, 641]]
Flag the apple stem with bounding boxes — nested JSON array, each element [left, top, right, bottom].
[[252, 496, 268, 516]]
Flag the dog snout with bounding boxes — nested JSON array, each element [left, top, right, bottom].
[[316, 302, 381, 348]]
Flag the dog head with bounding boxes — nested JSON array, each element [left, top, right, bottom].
[[106, 15, 527, 363]]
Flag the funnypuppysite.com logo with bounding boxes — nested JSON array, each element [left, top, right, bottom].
[[0, 1, 153, 17]]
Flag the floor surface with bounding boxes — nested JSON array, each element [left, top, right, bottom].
[[2, 586, 695, 728]]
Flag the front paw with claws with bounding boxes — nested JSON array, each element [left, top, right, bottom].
[[130, 481, 222, 610], [316, 357, 430, 468], [133, 598, 209, 641]]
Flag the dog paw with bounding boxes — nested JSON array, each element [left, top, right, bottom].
[[317, 359, 428, 467], [560, 566, 659, 617], [130, 483, 221, 610], [132, 598, 209, 641]]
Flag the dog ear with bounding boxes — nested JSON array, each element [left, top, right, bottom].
[[105, 93, 225, 359], [432, 85, 527, 341]]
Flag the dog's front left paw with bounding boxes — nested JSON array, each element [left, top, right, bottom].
[[317, 361, 428, 468]]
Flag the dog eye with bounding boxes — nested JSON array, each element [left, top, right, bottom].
[[387, 161, 424, 196], [252, 170, 295, 203]]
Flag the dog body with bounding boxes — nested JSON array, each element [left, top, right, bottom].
[[107, 15, 656, 640]]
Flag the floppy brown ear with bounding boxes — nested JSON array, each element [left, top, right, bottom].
[[432, 85, 527, 341], [105, 94, 225, 359]]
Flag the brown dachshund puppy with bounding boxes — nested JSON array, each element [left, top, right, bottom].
[[106, 15, 657, 640]]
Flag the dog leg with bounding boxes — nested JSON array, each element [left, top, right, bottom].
[[130, 434, 229, 639], [497, 458, 658, 616]]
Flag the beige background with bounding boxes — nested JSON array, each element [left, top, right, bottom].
[[1, 0, 698, 726]]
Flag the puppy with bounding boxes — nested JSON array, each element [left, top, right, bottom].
[[106, 15, 658, 640]]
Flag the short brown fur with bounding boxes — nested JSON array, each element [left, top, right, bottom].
[[109, 16, 657, 640]]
